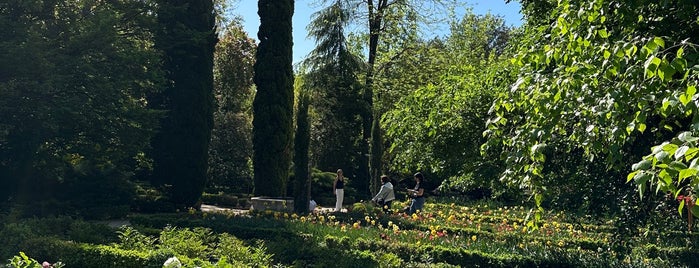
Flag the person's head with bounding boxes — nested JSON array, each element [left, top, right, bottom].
[[337, 169, 343, 177], [414, 172, 424, 182], [381, 175, 390, 184]]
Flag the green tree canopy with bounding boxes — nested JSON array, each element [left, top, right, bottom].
[[485, 0, 699, 219], [0, 0, 163, 218], [208, 20, 256, 194]]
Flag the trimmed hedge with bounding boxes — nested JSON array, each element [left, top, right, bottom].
[[18, 238, 170, 268], [325, 235, 535, 267], [322, 235, 637, 268]]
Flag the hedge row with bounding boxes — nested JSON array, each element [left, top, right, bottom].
[[128, 213, 696, 267], [16, 238, 169, 268]]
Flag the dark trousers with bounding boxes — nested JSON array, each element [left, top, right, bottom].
[[378, 200, 392, 212]]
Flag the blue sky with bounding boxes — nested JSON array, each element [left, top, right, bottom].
[[230, 0, 523, 64]]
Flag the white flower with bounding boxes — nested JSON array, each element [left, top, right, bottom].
[[163, 257, 182, 268]]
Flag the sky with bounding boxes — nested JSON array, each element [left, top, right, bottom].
[[230, 0, 523, 64]]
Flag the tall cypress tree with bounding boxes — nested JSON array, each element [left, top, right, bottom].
[[252, 0, 295, 197], [293, 90, 311, 213], [150, 0, 217, 207]]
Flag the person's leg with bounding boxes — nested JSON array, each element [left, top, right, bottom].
[[383, 200, 392, 212], [414, 197, 425, 213], [408, 199, 416, 215], [335, 189, 344, 211]]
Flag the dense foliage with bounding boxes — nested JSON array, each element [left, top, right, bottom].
[[293, 84, 312, 213], [149, 0, 217, 208], [252, 0, 295, 197], [208, 20, 256, 194], [382, 12, 515, 199], [303, 0, 365, 195], [485, 0, 699, 219], [0, 0, 163, 218]]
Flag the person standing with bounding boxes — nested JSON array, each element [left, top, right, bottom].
[[372, 175, 395, 212], [407, 172, 425, 215], [333, 169, 345, 212]]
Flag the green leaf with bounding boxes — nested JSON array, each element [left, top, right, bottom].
[[670, 161, 689, 171], [653, 37, 665, 48], [688, 85, 697, 98], [603, 50, 611, 59], [658, 170, 673, 185], [685, 148, 699, 161], [655, 151, 669, 162], [598, 29, 609, 38], [627, 171, 638, 183], [557, 17, 568, 36], [553, 90, 561, 102], [658, 62, 676, 82], [632, 159, 652, 171], [644, 56, 661, 78], [690, 158, 699, 169], [692, 205, 699, 217], [633, 172, 651, 185], [638, 123, 647, 133], [662, 143, 679, 155], [680, 93, 691, 106], [679, 168, 697, 181], [677, 47, 684, 58], [678, 132, 699, 142], [675, 145, 689, 159], [671, 57, 688, 71], [639, 182, 648, 199], [625, 45, 638, 57]]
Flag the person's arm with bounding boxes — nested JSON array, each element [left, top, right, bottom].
[[333, 179, 337, 195], [373, 185, 386, 201], [408, 187, 424, 197]]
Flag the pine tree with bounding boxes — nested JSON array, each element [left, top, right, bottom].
[[304, 0, 364, 196]]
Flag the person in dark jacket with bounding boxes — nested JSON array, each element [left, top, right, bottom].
[[407, 172, 425, 215]]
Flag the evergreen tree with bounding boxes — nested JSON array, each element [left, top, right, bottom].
[[252, 0, 295, 197], [304, 0, 364, 195], [150, 0, 217, 207], [294, 89, 311, 213]]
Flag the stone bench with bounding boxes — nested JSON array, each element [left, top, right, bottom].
[[249, 197, 294, 212]]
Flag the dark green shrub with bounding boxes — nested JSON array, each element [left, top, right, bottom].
[[201, 193, 239, 207], [131, 183, 176, 213], [18, 238, 169, 268], [0, 217, 118, 259], [0, 223, 36, 259], [55, 169, 135, 220]]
